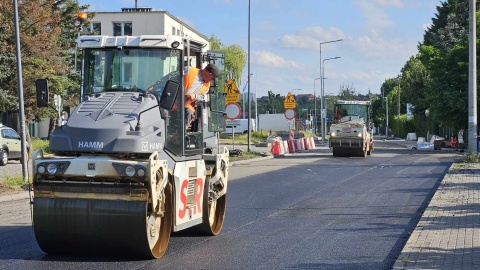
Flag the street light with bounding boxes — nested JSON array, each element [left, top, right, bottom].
[[313, 78, 321, 134], [321, 56, 341, 145], [397, 75, 401, 138], [291, 88, 302, 94], [247, 0, 251, 151], [319, 39, 342, 143], [385, 97, 389, 138], [319, 39, 343, 82]]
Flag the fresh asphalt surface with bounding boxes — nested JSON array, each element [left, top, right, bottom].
[[0, 140, 460, 269]]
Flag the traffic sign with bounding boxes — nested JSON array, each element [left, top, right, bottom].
[[225, 103, 242, 120], [284, 92, 296, 109], [224, 78, 240, 103], [284, 108, 295, 120]]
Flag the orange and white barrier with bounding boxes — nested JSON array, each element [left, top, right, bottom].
[[309, 137, 316, 149], [287, 140, 296, 153], [294, 139, 303, 151], [303, 138, 309, 150]]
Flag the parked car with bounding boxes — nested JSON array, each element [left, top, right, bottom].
[[0, 125, 28, 166]]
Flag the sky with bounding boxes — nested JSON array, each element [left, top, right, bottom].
[[80, 0, 443, 98]]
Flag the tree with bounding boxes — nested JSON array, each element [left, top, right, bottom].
[[338, 84, 357, 100], [209, 34, 246, 85], [0, 0, 90, 144], [0, 89, 18, 113], [383, 0, 480, 139], [265, 90, 282, 113], [399, 55, 433, 136], [0, 1, 63, 123], [414, 0, 476, 133]]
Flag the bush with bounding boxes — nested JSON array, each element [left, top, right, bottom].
[[32, 138, 50, 154], [459, 152, 480, 163]]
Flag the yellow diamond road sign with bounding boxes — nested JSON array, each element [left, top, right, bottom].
[[284, 92, 296, 109], [224, 78, 240, 103]]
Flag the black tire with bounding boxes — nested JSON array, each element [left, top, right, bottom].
[[0, 150, 8, 166]]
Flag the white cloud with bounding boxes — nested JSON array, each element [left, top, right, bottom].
[[276, 26, 345, 51], [354, 0, 399, 35], [252, 50, 303, 69]]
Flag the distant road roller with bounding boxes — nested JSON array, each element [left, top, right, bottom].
[[329, 100, 374, 157], [32, 34, 229, 258]]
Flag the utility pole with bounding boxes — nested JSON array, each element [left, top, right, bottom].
[[14, 0, 28, 181], [397, 75, 401, 138], [469, 0, 477, 153], [247, 0, 251, 152], [385, 97, 388, 138]]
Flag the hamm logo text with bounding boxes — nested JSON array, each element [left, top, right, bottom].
[[78, 141, 104, 148]]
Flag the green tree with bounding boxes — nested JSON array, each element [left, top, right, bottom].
[[338, 84, 357, 100], [0, 0, 90, 143], [400, 55, 433, 136], [209, 34, 246, 86]]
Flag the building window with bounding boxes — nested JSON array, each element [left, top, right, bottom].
[[172, 26, 175, 35], [124, 23, 132, 36], [113, 22, 133, 36], [89, 23, 101, 34], [177, 29, 180, 36]]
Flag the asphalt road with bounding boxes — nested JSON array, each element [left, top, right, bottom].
[[0, 141, 461, 269]]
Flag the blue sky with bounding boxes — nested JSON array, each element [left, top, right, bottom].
[[81, 0, 442, 98]]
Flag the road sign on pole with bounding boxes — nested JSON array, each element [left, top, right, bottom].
[[284, 108, 295, 120], [225, 103, 242, 120], [225, 78, 240, 103], [284, 92, 296, 109]]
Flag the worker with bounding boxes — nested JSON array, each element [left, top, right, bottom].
[[184, 63, 220, 129], [336, 109, 343, 121]]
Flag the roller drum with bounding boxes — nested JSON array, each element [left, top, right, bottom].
[[33, 196, 153, 257]]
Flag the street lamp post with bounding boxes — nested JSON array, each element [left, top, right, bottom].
[[385, 97, 388, 138], [313, 78, 321, 135], [319, 39, 343, 81], [397, 75, 401, 138], [247, 0, 251, 151], [321, 56, 340, 145], [319, 39, 342, 140]]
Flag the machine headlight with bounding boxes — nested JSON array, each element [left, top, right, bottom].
[[125, 165, 136, 177], [331, 132, 336, 137], [37, 165, 45, 174], [171, 41, 180, 48], [47, 163, 58, 174], [358, 133, 363, 138], [137, 168, 146, 177]]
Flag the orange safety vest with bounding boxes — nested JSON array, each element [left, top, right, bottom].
[[184, 67, 210, 112]]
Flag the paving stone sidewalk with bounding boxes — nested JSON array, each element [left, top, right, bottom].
[[393, 163, 480, 270]]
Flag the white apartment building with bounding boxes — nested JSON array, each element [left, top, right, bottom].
[[89, 7, 210, 49]]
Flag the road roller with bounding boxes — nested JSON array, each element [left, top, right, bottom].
[[31, 35, 229, 258]]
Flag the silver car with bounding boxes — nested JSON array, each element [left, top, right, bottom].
[[0, 125, 28, 166]]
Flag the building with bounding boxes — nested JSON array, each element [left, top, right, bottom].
[[294, 94, 315, 101], [89, 7, 209, 49]]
